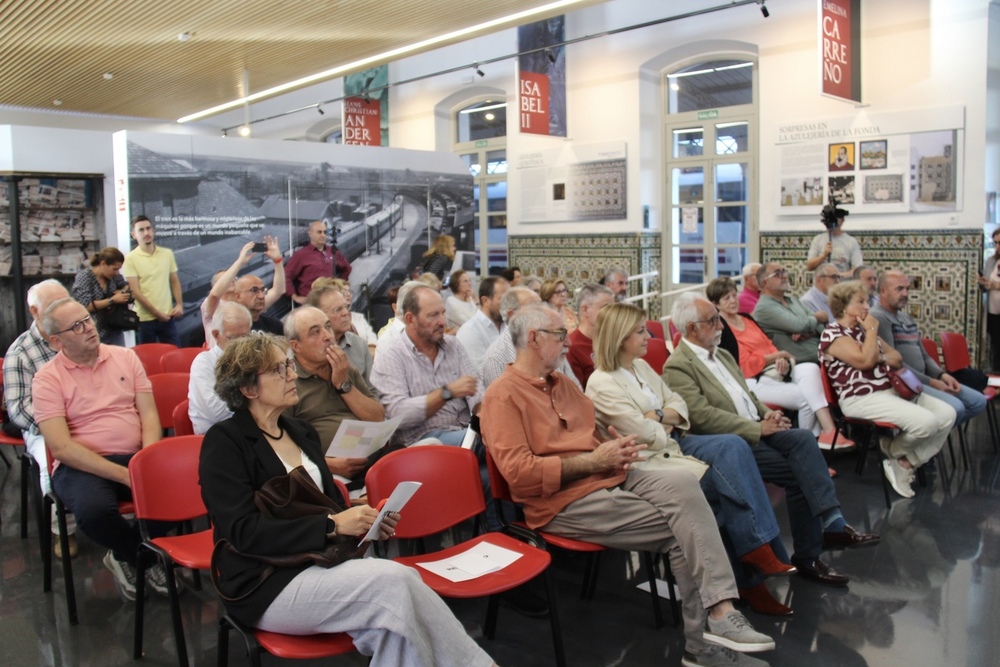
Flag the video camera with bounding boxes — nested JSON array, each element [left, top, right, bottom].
[[820, 195, 849, 232]]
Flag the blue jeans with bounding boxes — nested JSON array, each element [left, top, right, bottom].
[[138, 319, 179, 346], [753, 429, 840, 560], [51, 453, 139, 565], [922, 383, 987, 427], [678, 433, 786, 588]]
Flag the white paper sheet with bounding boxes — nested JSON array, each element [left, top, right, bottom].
[[359, 481, 421, 545], [416, 541, 524, 582], [988, 376, 1000, 388], [326, 416, 402, 459]]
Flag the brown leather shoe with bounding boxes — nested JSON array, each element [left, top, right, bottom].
[[54, 534, 78, 560], [738, 583, 793, 617], [823, 525, 880, 550], [791, 556, 849, 586], [739, 543, 797, 578]]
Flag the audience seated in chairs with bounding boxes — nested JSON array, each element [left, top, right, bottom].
[[752, 262, 828, 364], [566, 283, 615, 389], [456, 277, 510, 373], [188, 302, 252, 435]]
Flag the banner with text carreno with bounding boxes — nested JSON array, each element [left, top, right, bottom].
[[518, 16, 566, 137], [819, 0, 861, 103], [342, 65, 388, 146]]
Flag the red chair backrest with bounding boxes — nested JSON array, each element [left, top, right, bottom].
[[646, 320, 665, 340], [149, 373, 190, 430], [365, 445, 483, 539], [818, 358, 840, 408], [172, 399, 195, 437], [668, 319, 680, 342], [132, 343, 178, 376], [671, 331, 682, 348], [921, 338, 940, 366], [128, 436, 206, 522], [160, 348, 202, 374], [939, 332, 971, 373], [642, 338, 669, 374], [483, 446, 513, 503]]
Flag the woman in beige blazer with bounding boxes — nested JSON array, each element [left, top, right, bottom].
[[586, 303, 798, 616]]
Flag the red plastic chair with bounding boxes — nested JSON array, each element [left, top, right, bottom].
[[172, 400, 195, 437], [921, 338, 941, 367], [646, 320, 665, 340], [160, 348, 203, 374], [218, 616, 357, 667], [129, 435, 210, 667], [939, 331, 1000, 453], [366, 445, 566, 667], [132, 343, 179, 376], [819, 359, 897, 507], [484, 446, 676, 629], [149, 373, 190, 433], [0, 357, 31, 539], [642, 338, 669, 374], [42, 448, 135, 625]]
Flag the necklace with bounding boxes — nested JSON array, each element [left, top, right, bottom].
[[260, 424, 284, 440]]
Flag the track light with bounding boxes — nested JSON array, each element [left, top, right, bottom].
[[474, 64, 485, 78], [546, 48, 556, 64], [757, 0, 769, 18], [221, 129, 227, 137], [238, 125, 251, 137], [317, 104, 325, 115], [362, 90, 371, 103]]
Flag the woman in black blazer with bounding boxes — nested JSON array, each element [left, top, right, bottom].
[[200, 334, 495, 667]]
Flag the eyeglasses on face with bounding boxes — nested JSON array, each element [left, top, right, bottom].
[[764, 268, 787, 280], [553, 288, 569, 295], [259, 360, 297, 377], [537, 328, 569, 342], [819, 273, 841, 281], [693, 315, 722, 327], [241, 286, 269, 296], [52, 315, 93, 336]]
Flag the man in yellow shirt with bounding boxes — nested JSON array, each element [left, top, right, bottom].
[[122, 215, 183, 345]]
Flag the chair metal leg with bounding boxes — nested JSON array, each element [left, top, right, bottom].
[[542, 571, 567, 667], [41, 496, 53, 592], [958, 427, 971, 470], [134, 550, 147, 660], [642, 551, 663, 630], [217, 618, 230, 667], [55, 499, 78, 625], [165, 560, 190, 667], [483, 593, 500, 640], [946, 434, 957, 469], [19, 453, 29, 539], [583, 552, 602, 600], [0, 447, 10, 467]]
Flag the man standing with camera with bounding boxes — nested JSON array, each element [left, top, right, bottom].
[[806, 205, 863, 279], [285, 220, 352, 304]]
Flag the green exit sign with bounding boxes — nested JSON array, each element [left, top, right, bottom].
[[474, 139, 489, 148], [697, 110, 719, 120]]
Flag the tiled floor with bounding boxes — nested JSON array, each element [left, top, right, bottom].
[[2, 425, 1000, 667]]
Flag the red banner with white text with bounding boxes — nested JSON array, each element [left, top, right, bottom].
[[820, 0, 861, 102]]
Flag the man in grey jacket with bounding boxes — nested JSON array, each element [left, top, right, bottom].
[[871, 271, 986, 426]]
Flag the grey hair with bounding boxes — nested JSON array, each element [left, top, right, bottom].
[[41, 297, 78, 335], [27, 278, 68, 309], [509, 303, 559, 350], [575, 283, 613, 313], [401, 285, 437, 317], [524, 276, 542, 291], [670, 292, 705, 334], [852, 265, 874, 279], [397, 280, 424, 311], [741, 262, 761, 278], [499, 287, 538, 324], [814, 263, 837, 279], [602, 267, 627, 285], [283, 305, 326, 341], [212, 301, 252, 335]]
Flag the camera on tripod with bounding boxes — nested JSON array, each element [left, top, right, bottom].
[[820, 195, 849, 231]]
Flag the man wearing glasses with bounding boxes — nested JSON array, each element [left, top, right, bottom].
[[188, 302, 254, 434], [123, 215, 184, 345], [233, 274, 283, 335], [799, 263, 840, 322], [752, 262, 828, 364], [32, 297, 167, 602], [664, 294, 878, 589]]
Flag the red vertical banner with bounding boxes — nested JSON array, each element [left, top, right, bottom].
[[820, 0, 861, 102], [342, 97, 381, 146], [519, 72, 550, 135]]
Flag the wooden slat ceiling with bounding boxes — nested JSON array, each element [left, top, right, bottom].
[[0, 0, 598, 121]]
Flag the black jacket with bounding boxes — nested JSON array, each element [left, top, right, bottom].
[[199, 409, 338, 625]]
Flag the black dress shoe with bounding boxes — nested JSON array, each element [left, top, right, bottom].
[[791, 557, 849, 587], [823, 525, 880, 550]]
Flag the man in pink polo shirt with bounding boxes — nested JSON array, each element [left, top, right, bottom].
[[33, 297, 165, 602]]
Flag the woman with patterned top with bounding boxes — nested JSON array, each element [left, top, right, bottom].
[[71, 247, 131, 346], [819, 281, 954, 498]]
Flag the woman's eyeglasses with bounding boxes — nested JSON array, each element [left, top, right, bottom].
[[259, 360, 297, 377]]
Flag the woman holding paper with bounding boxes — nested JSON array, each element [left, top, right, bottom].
[[200, 334, 496, 667]]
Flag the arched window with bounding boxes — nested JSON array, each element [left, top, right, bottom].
[[453, 98, 508, 274], [663, 57, 757, 290]]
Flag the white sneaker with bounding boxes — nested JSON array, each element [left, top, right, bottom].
[[103, 550, 137, 602], [145, 562, 170, 597], [882, 459, 915, 498], [704, 609, 775, 652]]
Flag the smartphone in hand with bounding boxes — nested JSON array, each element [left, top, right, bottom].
[[251, 242, 267, 253]]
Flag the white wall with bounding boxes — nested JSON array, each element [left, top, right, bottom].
[[0, 0, 992, 238]]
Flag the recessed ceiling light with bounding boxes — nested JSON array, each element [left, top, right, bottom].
[[485, 113, 495, 120], [53, 99, 62, 106], [178, 32, 192, 42], [103, 72, 113, 80]]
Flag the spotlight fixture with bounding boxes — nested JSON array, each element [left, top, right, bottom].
[[757, 0, 769, 18], [474, 64, 485, 78], [317, 104, 325, 115], [362, 90, 371, 103], [545, 48, 556, 64], [221, 129, 227, 137], [238, 125, 251, 137]]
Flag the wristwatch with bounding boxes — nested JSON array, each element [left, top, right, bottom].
[[335, 380, 353, 394], [654, 409, 665, 423], [441, 385, 454, 401]]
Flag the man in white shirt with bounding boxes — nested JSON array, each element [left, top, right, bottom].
[[188, 302, 252, 434], [456, 277, 509, 372], [375, 280, 423, 354]]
